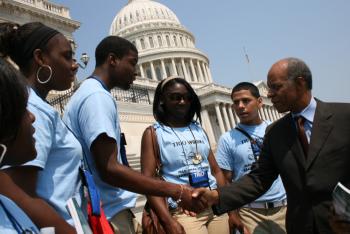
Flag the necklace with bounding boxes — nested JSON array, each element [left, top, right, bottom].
[[170, 125, 203, 165]]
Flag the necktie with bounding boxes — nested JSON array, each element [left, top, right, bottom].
[[295, 116, 309, 157]]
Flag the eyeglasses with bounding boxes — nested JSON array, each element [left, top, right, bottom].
[[167, 93, 193, 102]]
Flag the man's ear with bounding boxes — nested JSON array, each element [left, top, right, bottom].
[[295, 76, 307, 89], [257, 97, 263, 108], [32, 49, 45, 66], [108, 53, 120, 66]]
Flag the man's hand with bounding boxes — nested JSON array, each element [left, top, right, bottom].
[[228, 211, 251, 234], [192, 188, 219, 208], [163, 219, 185, 234], [178, 186, 207, 213]]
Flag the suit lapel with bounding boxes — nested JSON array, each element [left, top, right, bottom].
[[306, 101, 333, 170], [284, 114, 307, 168]]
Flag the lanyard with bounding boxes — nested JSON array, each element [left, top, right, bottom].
[[0, 200, 36, 234]]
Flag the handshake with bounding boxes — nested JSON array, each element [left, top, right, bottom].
[[175, 186, 220, 214]]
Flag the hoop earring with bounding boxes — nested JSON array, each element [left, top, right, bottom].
[[0, 144, 7, 165], [36, 65, 52, 84]]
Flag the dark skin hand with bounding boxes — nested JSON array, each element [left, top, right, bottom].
[[0, 169, 76, 234], [91, 133, 205, 213]]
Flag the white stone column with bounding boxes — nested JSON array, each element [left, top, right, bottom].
[[263, 106, 269, 121], [139, 63, 145, 78], [267, 106, 274, 121], [274, 109, 279, 120], [181, 58, 188, 81], [189, 59, 198, 82], [228, 105, 236, 128], [270, 108, 276, 121], [201, 108, 216, 147], [260, 106, 266, 120], [205, 64, 213, 83], [215, 103, 225, 135], [161, 59, 167, 79], [196, 60, 204, 82], [150, 62, 157, 81], [201, 62, 208, 83], [221, 104, 231, 131], [233, 110, 240, 124], [171, 59, 177, 76]]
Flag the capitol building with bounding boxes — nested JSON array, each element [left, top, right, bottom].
[[109, 0, 282, 157], [1, 0, 282, 216]]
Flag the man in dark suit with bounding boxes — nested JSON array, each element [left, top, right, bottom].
[[193, 57, 350, 233]]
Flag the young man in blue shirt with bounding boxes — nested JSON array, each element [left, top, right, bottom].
[[63, 36, 202, 234], [216, 82, 287, 234]]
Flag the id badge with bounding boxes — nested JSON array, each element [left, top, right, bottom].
[[189, 170, 210, 188]]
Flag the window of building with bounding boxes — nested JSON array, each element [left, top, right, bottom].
[[165, 66, 170, 77], [149, 36, 154, 48], [155, 67, 162, 81], [173, 36, 178, 47], [166, 35, 170, 47], [140, 38, 145, 50], [180, 36, 184, 46], [146, 68, 152, 79], [157, 35, 162, 47]]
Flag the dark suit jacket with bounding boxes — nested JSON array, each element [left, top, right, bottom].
[[213, 100, 350, 234]]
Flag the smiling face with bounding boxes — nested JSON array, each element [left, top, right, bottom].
[[39, 33, 78, 91], [112, 49, 138, 90], [162, 82, 192, 122], [232, 89, 262, 125]]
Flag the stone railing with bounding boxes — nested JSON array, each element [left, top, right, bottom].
[[48, 84, 151, 115], [14, 0, 70, 18]]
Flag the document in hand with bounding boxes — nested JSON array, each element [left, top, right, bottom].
[[333, 182, 350, 221], [66, 197, 93, 234]]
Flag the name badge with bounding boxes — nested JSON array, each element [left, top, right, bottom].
[[189, 170, 209, 188]]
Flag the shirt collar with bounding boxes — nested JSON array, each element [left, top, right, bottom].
[[291, 97, 317, 123]]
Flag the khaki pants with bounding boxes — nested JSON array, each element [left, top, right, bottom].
[[172, 208, 230, 234], [239, 206, 287, 234], [109, 209, 136, 234]]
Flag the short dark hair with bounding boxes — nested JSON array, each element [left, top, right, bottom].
[[231, 82, 260, 98], [0, 22, 58, 75], [0, 58, 28, 144], [153, 77, 201, 125], [95, 36, 137, 67], [286, 57, 312, 89]]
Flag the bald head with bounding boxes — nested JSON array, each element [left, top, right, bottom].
[[269, 57, 312, 90], [267, 57, 313, 113]]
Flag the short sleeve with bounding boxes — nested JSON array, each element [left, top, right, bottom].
[[24, 104, 54, 169], [78, 92, 118, 149], [216, 133, 234, 172]]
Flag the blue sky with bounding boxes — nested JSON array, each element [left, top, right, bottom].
[[55, 0, 350, 102]]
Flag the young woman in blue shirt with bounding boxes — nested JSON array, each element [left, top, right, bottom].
[[0, 22, 81, 233], [141, 76, 229, 234]]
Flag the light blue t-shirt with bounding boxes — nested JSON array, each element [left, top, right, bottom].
[[154, 121, 217, 207], [63, 78, 137, 219], [23, 88, 82, 224], [0, 194, 39, 234], [216, 121, 286, 203]]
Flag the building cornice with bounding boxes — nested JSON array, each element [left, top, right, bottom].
[[0, 0, 80, 29]]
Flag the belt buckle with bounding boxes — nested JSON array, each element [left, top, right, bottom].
[[265, 202, 274, 209]]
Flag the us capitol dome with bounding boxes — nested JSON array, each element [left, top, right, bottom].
[[110, 0, 212, 85], [107, 0, 282, 156]]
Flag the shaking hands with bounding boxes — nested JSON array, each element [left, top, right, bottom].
[[176, 186, 220, 214]]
